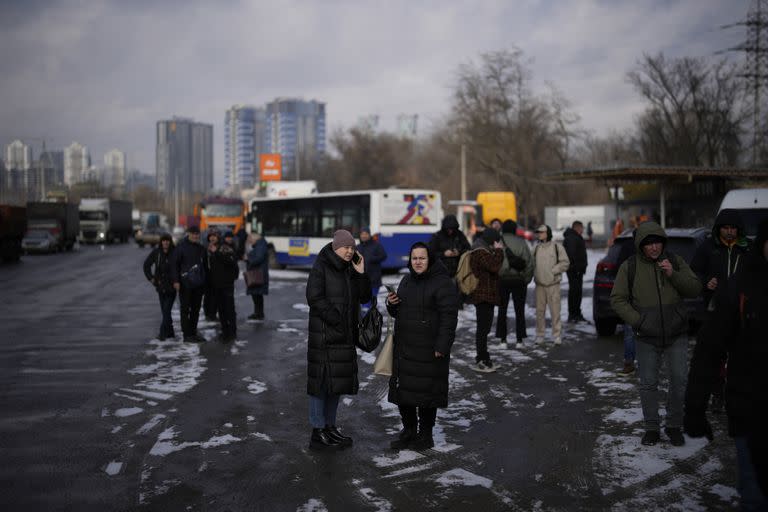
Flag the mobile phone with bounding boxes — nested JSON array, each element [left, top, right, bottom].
[[352, 252, 362, 264], [385, 284, 396, 294]]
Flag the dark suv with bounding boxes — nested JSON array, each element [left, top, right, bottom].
[[592, 227, 708, 336]]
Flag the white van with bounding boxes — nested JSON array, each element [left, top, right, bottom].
[[718, 188, 768, 238]]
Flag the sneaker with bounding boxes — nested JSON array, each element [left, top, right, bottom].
[[535, 337, 544, 345], [554, 337, 562, 345], [515, 342, 524, 350], [499, 342, 508, 350], [665, 427, 685, 446], [641, 430, 660, 446], [618, 362, 635, 375], [472, 361, 497, 373]]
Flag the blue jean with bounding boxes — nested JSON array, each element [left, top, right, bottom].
[[158, 291, 176, 338], [635, 334, 688, 431], [623, 324, 636, 363], [309, 392, 341, 429], [736, 437, 768, 511]]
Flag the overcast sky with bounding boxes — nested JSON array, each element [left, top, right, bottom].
[[0, 0, 749, 188]]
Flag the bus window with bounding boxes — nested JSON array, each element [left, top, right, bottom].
[[321, 207, 338, 237], [297, 206, 317, 236], [279, 210, 296, 235]]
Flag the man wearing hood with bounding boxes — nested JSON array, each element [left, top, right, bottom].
[[533, 224, 570, 345], [428, 214, 471, 277], [611, 222, 702, 447], [690, 209, 751, 412], [563, 221, 588, 323], [685, 220, 768, 509]]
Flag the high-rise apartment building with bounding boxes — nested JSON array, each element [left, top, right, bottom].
[[40, 150, 65, 186], [265, 98, 326, 180], [104, 149, 127, 188], [225, 105, 267, 189], [4, 139, 32, 194], [64, 142, 91, 186], [156, 117, 213, 197]]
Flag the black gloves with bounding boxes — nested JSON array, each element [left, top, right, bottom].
[[684, 412, 714, 441]]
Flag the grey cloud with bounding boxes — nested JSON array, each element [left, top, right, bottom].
[[0, 0, 750, 188]]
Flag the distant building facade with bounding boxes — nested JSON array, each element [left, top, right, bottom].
[[225, 105, 267, 189], [156, 117, 213, 197], [265, 98, 326, 180], [104, 149, 127, 188], [40, 150, 65, 187], [64, 142, 91, 186]]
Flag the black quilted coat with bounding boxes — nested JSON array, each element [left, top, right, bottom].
[[306, 243, 372, 396], [386, 258, 459, 408]]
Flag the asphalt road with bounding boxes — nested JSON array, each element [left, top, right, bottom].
[[0, 243, 739, 511]]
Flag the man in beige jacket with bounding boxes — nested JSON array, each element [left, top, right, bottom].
[[533, 225, 570, 345]]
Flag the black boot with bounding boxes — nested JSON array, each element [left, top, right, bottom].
[[410, 426, 434, 450], [309, 428, 341, 450], [389, 427, 417, 450], [325, 425, 353, 447]]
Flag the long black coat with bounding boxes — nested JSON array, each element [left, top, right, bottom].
[[306, 243, 372, 396], [386, 260, 459, 408], [356, 239, 387, 289], [208, 243, 239, 289], [169, 237, 206, 286], [143, 247, 175, 293], [563, 228, 587, 273]]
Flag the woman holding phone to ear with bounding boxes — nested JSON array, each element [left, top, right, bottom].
[[305, 229, 371, 450], [385, 242, 459, 451]]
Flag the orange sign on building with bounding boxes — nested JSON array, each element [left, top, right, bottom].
[[260, 154, 282, 181]]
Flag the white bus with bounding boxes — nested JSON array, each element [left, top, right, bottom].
[[248, 189, 443, 269]]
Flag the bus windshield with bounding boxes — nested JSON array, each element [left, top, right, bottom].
[[203, 203, 242, 218]]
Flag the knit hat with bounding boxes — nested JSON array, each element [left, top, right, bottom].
[[332, 229, 355, 250], [360, 226, 371, 235], [481, 228, 501, 244]]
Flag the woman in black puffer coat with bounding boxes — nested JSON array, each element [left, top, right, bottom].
[[386, 242, 459, 450], [143, 233, 176, 340], [305, 230, 371, 450]]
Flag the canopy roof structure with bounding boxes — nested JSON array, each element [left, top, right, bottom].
[[543, 165, 768, 227]]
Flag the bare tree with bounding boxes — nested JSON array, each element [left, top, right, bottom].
[[627, 53, 747, 166], [450, 48, 583, 217]]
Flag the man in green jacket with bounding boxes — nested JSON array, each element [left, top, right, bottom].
[[610, 222, 701, 447]]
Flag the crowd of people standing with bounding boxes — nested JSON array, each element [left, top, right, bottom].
[[140, 212, 768, 509]]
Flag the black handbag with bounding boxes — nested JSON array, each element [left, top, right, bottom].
[[357, 302, 383, 353], [244, 268, 265, 288], [181, 263, 205, 289]]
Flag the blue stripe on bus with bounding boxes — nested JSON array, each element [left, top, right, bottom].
[[274, 232, 434, 269]]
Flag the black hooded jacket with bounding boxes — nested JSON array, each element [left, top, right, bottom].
[[690, 209, 751, 306], [685, 221, 768, 461], [143, 246, 176, 293], [427, 214, 471, 277], [305, 243, 372, 396], [386, 247, 459, 408], [563, 227, 587, 273]]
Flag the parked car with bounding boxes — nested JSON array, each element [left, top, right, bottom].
[[135, 226, 163, 248], [592, 227, 708, 336], [21, 230, 59, 254]]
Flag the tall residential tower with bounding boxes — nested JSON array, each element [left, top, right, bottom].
[[224, 105, 266, 189], [156, 117, 213, 198], [265, 98, 326, 180]]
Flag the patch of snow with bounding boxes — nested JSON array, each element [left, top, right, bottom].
[[242, 377, 267, 395], [104, 461, 123, 476], [372, 450, 423, 468], [296, 498, 328, 512], [435, 468, 493, 489], [292, 303, 310, 312], [136, 414, 166, 435], [115, 407, 143, 417], [251, 432, 272, 442]]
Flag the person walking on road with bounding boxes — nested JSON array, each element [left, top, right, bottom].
[[428, 214, 471, 278], [563, 221, 588, 323], [143, 233, 176, 341], [208, 231, 239, 342], [610, 221, 701, 447], [246, 232, 269, 321], [467, 228, 504, 372], [202, 230, 220, 322], [690, 209, 751, 412], [385, 242, 459, 450], [496, 220, 533, 349], [357, 227, 387, 306], [533, 225, 570, 345], [685, 220, 768, 510], [305, 230, 371, 450], [170, 226, 207, 343]]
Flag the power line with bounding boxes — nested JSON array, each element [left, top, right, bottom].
[[722, 0, 768, 165]]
